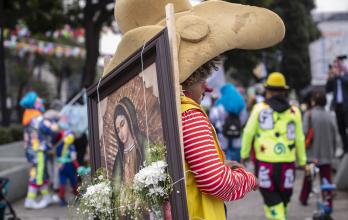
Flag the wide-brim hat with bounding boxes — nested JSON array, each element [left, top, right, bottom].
[[264, 72, 289, 90], [103, 0, 285, 84]]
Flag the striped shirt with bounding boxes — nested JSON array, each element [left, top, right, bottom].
[[183, 109, 257, 201]]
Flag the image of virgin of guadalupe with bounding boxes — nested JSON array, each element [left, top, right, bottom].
[[112, 97, 146, 186]]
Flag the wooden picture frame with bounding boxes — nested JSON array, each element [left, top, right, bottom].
[[87, 28, 188, 220]]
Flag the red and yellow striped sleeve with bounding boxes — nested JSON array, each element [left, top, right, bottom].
[[182, 109, 257, 201]]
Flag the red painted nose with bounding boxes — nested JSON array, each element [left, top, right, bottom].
[[204, 85, 213, 93]]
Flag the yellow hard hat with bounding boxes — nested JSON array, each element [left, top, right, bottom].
[[264, 72, 289, 90]]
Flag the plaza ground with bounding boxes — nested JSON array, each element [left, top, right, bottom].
[[10, 170, 347, 220]]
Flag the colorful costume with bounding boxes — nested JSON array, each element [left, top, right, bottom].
[[55, 131, 79, 205], [182, 96, 257, 220], [20, 92, 57, 209], [241, 73, 307, 220]]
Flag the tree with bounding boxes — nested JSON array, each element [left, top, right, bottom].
[[222, 0, 276, 87], [3, 0, 115, 95], [271, 0, 320, 91], [65, 0, 114, 88], [1, 0, 66, 126], [0, 0, 9, 126], [223, 0, 320, 92]]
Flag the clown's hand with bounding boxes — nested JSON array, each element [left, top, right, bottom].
[[77, 166, 91, 176]]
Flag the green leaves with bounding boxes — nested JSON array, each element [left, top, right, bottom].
[[4, 0, 65, 33], [223, 0, 320, 92]]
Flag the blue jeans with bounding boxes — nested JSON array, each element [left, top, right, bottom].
[[223, 139, 241, 162]]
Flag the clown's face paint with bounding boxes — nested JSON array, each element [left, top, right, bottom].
[[34, 98, 45, 112]]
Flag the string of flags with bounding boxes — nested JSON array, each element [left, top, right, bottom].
[[4, 38, 86, 58], [4, 24, 86, 58]]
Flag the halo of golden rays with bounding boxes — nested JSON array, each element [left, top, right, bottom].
[[99, 75, 164, 175]]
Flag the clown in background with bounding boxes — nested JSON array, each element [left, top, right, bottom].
[[54, 130, 85, 206], [20, 91, 59, 209]]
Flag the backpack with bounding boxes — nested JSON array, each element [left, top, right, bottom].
[[222, 113, 242, 138]]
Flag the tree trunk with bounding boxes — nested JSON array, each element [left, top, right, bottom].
[[81, 18, 101, 88], [16, 82, 25, 123], [57, 65, 63, 99], [0, 0, 10, 126]]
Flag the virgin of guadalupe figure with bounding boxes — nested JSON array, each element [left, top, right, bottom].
[[112, 97, 146, 186]]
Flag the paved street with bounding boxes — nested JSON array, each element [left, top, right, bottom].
[[228, 170, 348, 220], [9, 171, 347, 220], [11, 196, 77, 220]]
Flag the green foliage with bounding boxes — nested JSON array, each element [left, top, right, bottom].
[[271, 0, 321, 91], [4, 0, 65, 33], [144, 142, 167, 165], [223, 49, 262, 86], [8, 124, 23, 142], [0, 127, 13, 145], [0, 124, 22, 145], [30, 80, 52, 105], [223, 0, 320, 92]]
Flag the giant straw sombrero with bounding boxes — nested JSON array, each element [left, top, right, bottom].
[[104, 0, 285, 83]]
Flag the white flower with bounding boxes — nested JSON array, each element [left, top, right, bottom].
[[80, 180, 112, 217], [133, 160, 170, 202]]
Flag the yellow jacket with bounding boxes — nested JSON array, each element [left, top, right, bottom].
[[181, 96, 226, 220], [241, 102, 307, 166]]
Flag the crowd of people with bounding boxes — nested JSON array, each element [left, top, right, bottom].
[[17, 44, 347, 220], [19, 91, 89, 209], [17, 59, 346, 219], [14, 0, 347, 219], [198, 56, 348, 219]]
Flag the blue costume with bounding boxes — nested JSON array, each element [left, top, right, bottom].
[[55, 131, 79, 205]]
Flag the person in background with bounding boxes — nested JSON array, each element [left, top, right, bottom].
[[326, 56, 348, 155], [241, 72, 307, 220], [210, 83, 246, 162], [20, 91, 59, 209], [55, 130, 82, 206], [299, 90, 336, 210]]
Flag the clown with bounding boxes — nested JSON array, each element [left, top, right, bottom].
[[241, 73, 307, 220], [20, 91, 59, 209], [54, 129, 86, 206], [103, 0, 286, 219]]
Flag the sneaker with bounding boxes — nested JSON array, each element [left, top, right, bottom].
[[51, 194, 60, 204], [59, 199, 67, 206], [36, 194, 53, 208], [24, 198, 41, 209]]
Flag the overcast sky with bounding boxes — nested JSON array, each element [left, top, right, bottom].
[[314, 0, 348, 12], [192, 0, 348, 12]]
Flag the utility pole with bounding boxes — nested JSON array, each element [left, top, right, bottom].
[[0, 0, 10, 126]]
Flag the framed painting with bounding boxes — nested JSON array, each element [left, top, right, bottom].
[[87, 28, 188, 219]]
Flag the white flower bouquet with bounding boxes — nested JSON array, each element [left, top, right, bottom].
[[75, 143, 173, 220], [77, 170, 113, 219], [133, 160, 172, 206]]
